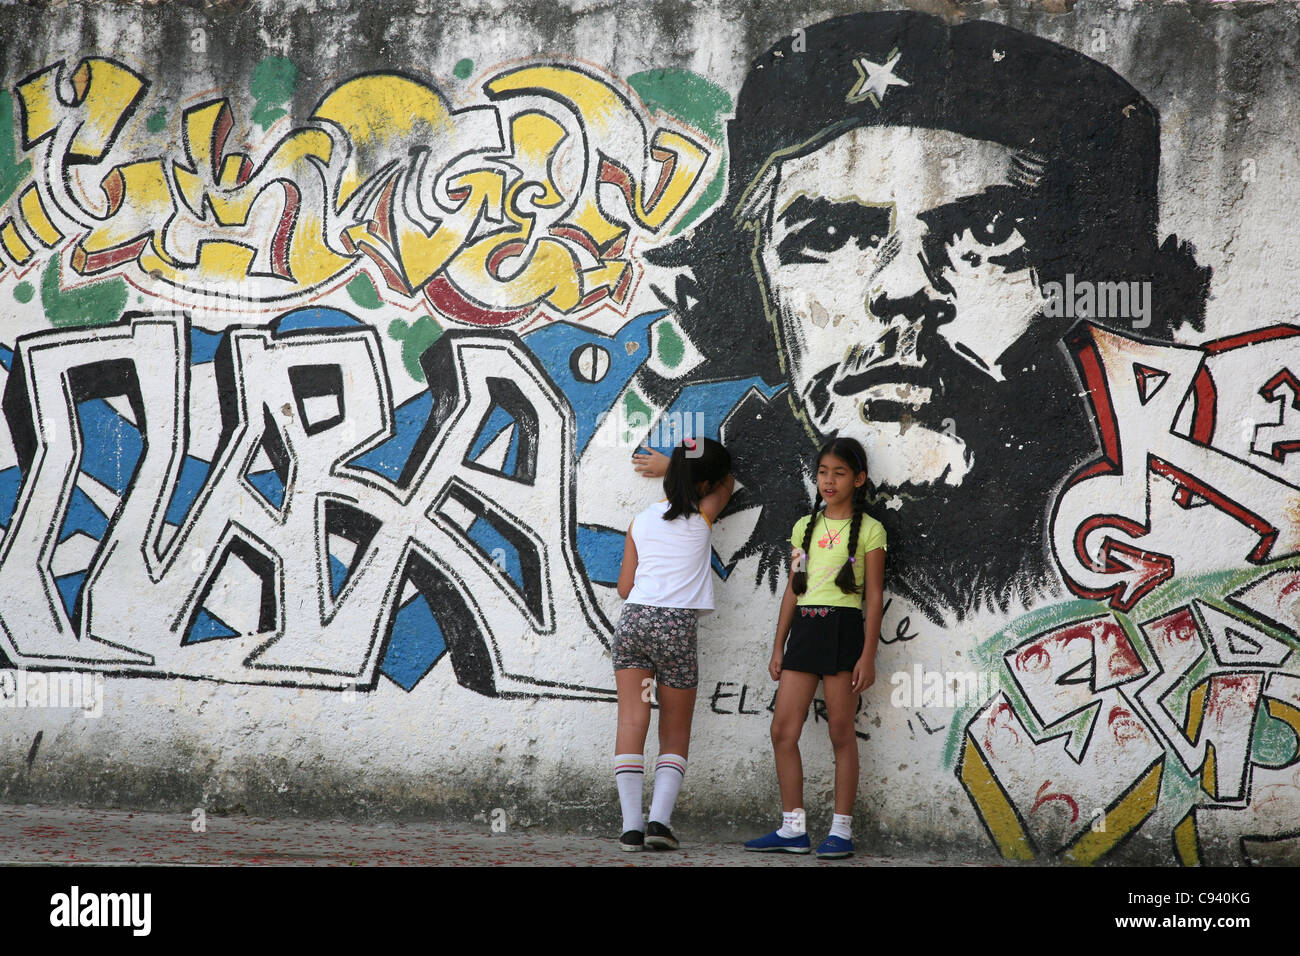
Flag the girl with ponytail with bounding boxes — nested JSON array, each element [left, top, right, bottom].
[[612, 438, 733, 852], [744, 437, 885, 860]]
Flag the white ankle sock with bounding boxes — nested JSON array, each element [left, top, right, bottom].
[[615, 754, 644, 832], [830, 813, 853, 840], [777, 808, 806, 838], [648, 754, 687, 827]]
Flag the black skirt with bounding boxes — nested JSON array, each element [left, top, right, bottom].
[[782, 606, 865, 675]]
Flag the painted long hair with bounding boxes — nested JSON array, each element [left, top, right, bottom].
[[662, 437, 731, 520], [791, 437, 869, 596]]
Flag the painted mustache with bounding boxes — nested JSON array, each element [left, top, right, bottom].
[[800, 360, 939, 431], [831, 362, 934, 398]]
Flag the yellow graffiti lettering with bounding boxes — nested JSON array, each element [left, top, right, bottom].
[[508, 111, 566, 210], [446, 232, 583, 314], [1062, 760, 1163, 865], [958, 733, 1036, 861], [562, 197, 628, 256], [5, 58, 714, 321], [312, 74, 456, 210], [1173, 811, 1201, 866], [18, 185, 62, 247], [155, 96, 341, 286], [0, 220, 33, 264], [15, 65, 63, 146], [631, 129, 709, 231], [488, 65, 627, 137], [580, 259, 629, 299], [176, 100, 234, 214], [388, 169, 508, 293], [194, 242, 256, 283], [488, 65, 709, 234], [16, 59, 146, 162], [67, 60, 147, 162], [75, 160, 171, 274]]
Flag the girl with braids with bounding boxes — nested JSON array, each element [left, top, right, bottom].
[[612, 438, 733, 852], [744, 437, 885, 859]]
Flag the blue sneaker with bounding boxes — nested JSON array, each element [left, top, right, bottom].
[[744, 830, 811, 853], [815, 834, 854, 859]]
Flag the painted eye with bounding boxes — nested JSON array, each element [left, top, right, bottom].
[[973, 211, 1020, 247], [775, 201, 893, 265], [785, 221, 853, 258]]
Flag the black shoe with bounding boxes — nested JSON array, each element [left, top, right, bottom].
[[619, 830, 644, 851], [644, 821, 679, 850]]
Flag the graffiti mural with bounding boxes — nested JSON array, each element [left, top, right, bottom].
[[628, 10, 1296, 863], [1052, 324, 1300, 610], [0, 312, 617, 697], [958, 565, 1300, 865], [3, 58, 711, 321], [646, 11, 1213, 615], [957, 323, 1300, 864], [0, 3, 1297, 859], [0, 53, 720, 698]]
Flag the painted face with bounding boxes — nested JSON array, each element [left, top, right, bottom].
[[752, 126, 1045, 491]]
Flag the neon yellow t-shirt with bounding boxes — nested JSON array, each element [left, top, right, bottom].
[[789, 511, 886, 608]]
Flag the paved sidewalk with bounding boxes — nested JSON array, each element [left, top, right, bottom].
[[0, 803, 979, 866]]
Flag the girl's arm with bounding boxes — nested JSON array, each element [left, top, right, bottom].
[[768, 549, 800, 681], [616, 522, 638, 600], [852, 548, 886, 694], [698, 473, 735, 524]]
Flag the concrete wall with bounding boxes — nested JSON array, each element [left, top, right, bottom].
[[0, 0, 1297, 864]]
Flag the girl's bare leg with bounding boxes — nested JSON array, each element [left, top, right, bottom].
[[655, 683, 697, 758], [769, 670, 821, 812], [821, 671, 861, 815], [615, 668, 654, 755]]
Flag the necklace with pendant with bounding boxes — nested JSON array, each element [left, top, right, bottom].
[[817, 513, 852, 549]]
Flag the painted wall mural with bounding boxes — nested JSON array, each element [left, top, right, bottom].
[[4, 58, 711, 320], [0, 52, 723, 699], [957, 323, 1300, 865], [0, 5, 1297, 862], [0, 315, 616, 697]]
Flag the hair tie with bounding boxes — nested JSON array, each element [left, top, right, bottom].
[[683, 438, 697, 450], [849, 557, 856, 563]]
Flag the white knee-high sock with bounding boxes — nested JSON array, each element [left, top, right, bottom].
[[648, 754, 687, 826], [615, 754, 644, 832]]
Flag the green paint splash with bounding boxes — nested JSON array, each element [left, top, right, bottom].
[[40, 256, 127, 328], [627, 68, 732, 234], [0, 92, 32, 207], [1252, 702, 1298, 768], [346, 272, 383, 310], [653, 318, 685, 368], [389, 316, 443, 381], [453, 58, 474, 80], [621, 390, 653, 444], [146, 107, 168, 134], [251, 57, 298, 131], [13, 281, 33, 303]]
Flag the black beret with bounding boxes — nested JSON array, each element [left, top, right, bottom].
[[726, 11, 1160, 242]]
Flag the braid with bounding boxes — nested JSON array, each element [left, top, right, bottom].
[[834, 486, 866, 594], [791, 492, 822, 595]]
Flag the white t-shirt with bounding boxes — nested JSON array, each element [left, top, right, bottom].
[[625, 500, 715, 611]]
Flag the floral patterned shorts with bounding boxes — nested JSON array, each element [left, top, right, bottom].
[[612, 603, 700, 689]]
